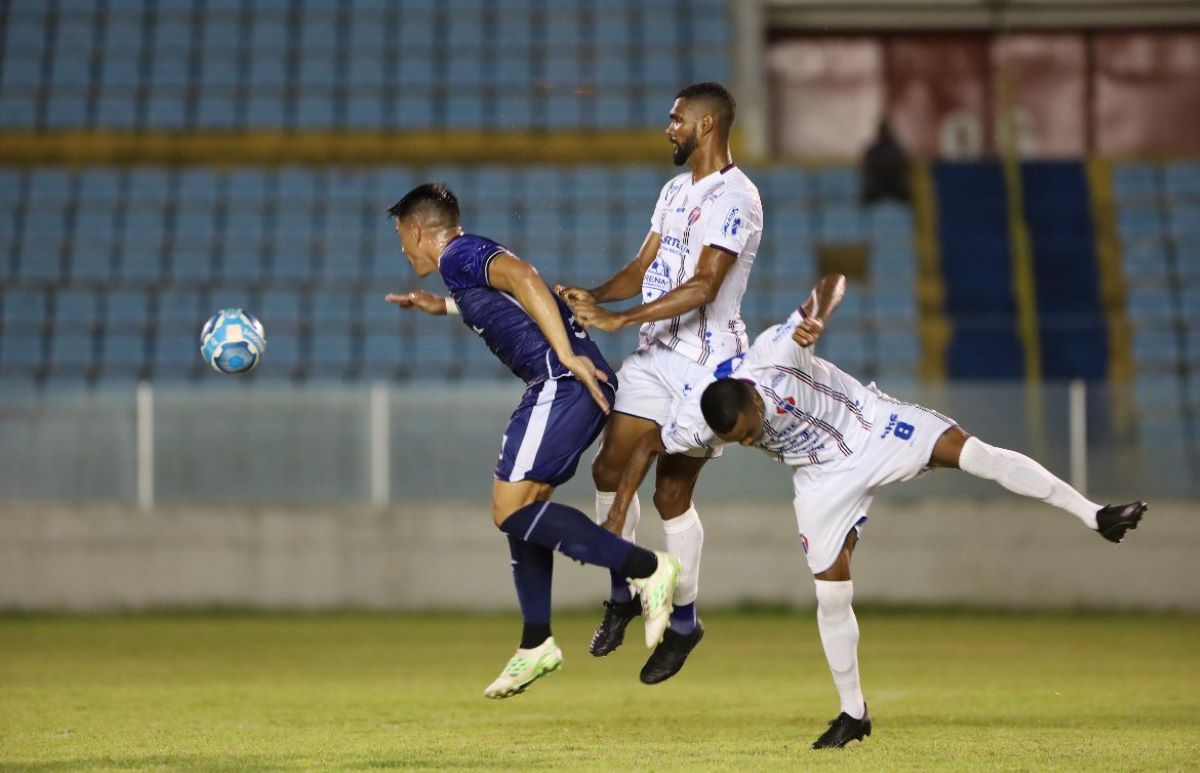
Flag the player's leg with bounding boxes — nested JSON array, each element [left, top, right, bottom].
[[592, 412, 651, 608], [810, 528, 872, 749], [928, 425, 1147, 542], [637, 451, 708, 683]]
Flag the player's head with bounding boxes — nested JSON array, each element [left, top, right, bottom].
[[667, 82, 736, 166], [701, 378, 765, 446], [387, 183, 462, 276]]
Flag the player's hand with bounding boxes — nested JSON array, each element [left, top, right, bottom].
[[560, 354, 611, 414], [792, 316, 825, 347], [385, 290, 448, 316], [602, 507, 627, 535], [555, 285, 594, 308], [573, 302, 625, 333]]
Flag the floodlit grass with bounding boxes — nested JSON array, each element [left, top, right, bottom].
[[2, 610, 1198, 771]]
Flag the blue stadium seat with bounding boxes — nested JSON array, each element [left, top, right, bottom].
[[818, 330, 868, 375], [1127, 285, 1177, 325], [495, 92, 535, 128], [309, 330, 355, 377], [818, 206, 863, 242], [1122, 241, 1170, 278], [103, 289, 149, 332], [28, 169, 72, 206], [310, 290, 355, 327], [1112, 163, 1159, 201], [259, 289, 303, 331], [361, 330, 403, 379], [147, 55, 189, 89], [146, 89, 187, 129], [151, 328, 203, 378], [100, 331, 147, 379], [447, 94, 485, 130], [53, 288, 100, 331], [49, 331, 95, 373], [263, 329, 302, 374], [99, 55, 140, 89], [1165, 162, 1200, 198], [197, 91, 237, 129], [248, 54, 288, 89], [875, 330, 921, 378], [155, 288, 206, 332], [2, 288, 47, 331], [872, 286, 917, 323], [1180, 285, 1200, 322], [816, 168, 859, 203], [1132, 325, 1180, 371], [0, 329, 45, 373], [494, 54, 533, 88]]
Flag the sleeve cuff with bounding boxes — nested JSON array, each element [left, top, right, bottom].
[[706, 243, 738, 257]]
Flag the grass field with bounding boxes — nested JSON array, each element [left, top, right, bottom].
[[2, 610, 1198, 771]]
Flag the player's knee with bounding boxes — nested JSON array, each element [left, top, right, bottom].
[[591, 452, 621, 491], [652, 483, 692, 519]]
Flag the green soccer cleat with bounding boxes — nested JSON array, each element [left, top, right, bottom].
[[629, 551, 682, 648], [483, 637, 563, 699]]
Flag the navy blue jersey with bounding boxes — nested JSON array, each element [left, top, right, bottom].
[[438, 234, 616, 385]]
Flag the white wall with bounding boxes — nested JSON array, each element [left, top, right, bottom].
[[2, 498, 1194, 612]]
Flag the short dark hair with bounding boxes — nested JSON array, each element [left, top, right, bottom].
[[386, 182, 460, 227], [675, 82, 736, 133], [700, 378, 756, 434]]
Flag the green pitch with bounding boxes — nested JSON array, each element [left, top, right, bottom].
[[2, 610, 1197, 771]]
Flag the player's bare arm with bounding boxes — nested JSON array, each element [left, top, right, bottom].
[[574, 244, 738, 333], [605, 428, 668, 534], [557, 230, 662, 307], [385, 289, 450, 315], [487, 251, 611, 413], [793, 273, 847, 347]]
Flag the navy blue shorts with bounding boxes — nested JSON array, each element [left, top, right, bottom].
[[494, 377, 614, 488]]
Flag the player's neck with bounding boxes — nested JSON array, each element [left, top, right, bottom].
[[431, 227, 465, 264], [688, 143, 734, 184]]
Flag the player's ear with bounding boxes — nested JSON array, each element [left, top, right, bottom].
[[699, 112, 714, 137]]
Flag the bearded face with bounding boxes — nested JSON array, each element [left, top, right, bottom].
[[671, 129, 698, 166]]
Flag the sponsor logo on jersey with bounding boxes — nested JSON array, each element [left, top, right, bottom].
[[688, 206, 702, 225], [722, 207, 741, 236], [880, 412, 898, 438]]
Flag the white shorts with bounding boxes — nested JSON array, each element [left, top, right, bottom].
[[791, 392, 956, 573], [613, 343, 723, 459]]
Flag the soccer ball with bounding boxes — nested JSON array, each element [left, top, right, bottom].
[[200, 308, 267, 374]]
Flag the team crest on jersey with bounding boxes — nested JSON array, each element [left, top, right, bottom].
[[799, 533, 809, 554], [776, 395, 796, 414], [687, 206, 702, 225]]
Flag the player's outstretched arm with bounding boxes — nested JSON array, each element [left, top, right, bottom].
[[489, 251, 611, 413], [557, 229, 662, 307], [573, 244, 737, 333], [793, 273, 847, 347], [607, 428, 667, 535], [385, 290, 452, 316]]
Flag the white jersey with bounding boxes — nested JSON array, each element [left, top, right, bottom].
[[662, 309, 880, 467], [642, 164, 763, 367]]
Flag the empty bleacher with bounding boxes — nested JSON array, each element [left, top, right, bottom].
[[0, 164, 922, 386], [0, 0, 733, 133]]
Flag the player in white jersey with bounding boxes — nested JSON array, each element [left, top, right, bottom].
[[605, 273, 1148, 749], [558, 83, 763, 683]]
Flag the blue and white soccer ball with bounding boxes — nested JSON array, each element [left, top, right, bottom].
[[200, 308, 267, 374]]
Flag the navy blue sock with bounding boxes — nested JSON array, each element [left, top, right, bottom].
[[507, 535, 553, 648], [669, 602, 696, 635], [610, 573, 633, 604], [499, 501, 658, 579]]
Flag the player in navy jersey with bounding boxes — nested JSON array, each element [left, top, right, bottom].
[[384, 183, 682, 699]]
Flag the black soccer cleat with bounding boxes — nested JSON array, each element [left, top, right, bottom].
[[811, 705, 872, 749], [1095, 500, 1148, 543], [588, 595, 642, 656], [640, 619, 705, 684]]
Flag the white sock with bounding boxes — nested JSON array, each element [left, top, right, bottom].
[[958, 437, 1100, 529], [596, 490, 641, 602], [663, 504, 704, 606], [814, 579, 865, 719], [594, 490, 640, 541]]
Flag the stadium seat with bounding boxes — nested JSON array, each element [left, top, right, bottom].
[[309, 330, 355, 378], [98, 330, 146, 380], [53, 288, 100, 332], [2, 288, 48, 332], [0, 328, 45, 374], [103, 289, 150, 333], [1132, 325, 1180, 371]]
